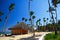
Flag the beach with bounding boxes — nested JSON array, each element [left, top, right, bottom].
[[0, 32, 51, 40]]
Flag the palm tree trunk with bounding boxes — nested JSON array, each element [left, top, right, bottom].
[[3, 11, 11, 35], [48, 0, 57, 35], [28, 0, 35, 37], [55, 7, 58, 35]]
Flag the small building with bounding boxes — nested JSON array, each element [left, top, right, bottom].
[[8, 22, 33, 35]]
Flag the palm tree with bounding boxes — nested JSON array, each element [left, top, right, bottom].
[[28, 0, 36, 37], [22, 17, 28, 24], [43, 18, 46, 26], [38, 19, 41, 26], [32, 16, 35, 21], [52, 0, 60, 35], [36, 20, 39, 27], [46, 18, 49, 24], [30, 11, 36, 37], [36, 20, 38, 27], [52, 0, 58, 24], [30, 11, 34, 27], [43, 18, 46, 31], [48, 0, 57, 35], [3, 3, 15, 34]]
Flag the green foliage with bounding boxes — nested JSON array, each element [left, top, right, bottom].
[[25, 19, 27, 22], [43, 18, 46, 22], [29, 18, 31, 21], [47, 18, 48, 20], [9, 3, 15, 11], [44, 32, 60, 40], [22, 17, 25, 21], [52, 0, 57, 7], [32, 16, 35, 19], [58, 20, 60, 24], [52, 0, 60, 7], [30, 11, 34, 16]]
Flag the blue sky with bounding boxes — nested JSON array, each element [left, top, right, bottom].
[[0, 0, 60, 32]]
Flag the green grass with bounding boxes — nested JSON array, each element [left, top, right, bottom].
[[44, 32, 60, 40]]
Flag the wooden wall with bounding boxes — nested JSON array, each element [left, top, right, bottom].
[[11, 28, 28, 35]]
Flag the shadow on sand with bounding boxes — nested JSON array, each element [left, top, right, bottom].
[[18, 35, 42, 40]]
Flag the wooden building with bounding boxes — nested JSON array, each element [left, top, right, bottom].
[[9, 22, 33, 35]]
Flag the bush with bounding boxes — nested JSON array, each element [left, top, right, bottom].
[[44, 32, 60, 40]]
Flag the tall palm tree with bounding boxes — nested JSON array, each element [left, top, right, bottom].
[[52, 0, 58, 24], [52, 0, 60, 35], [43, 18, 46, 31], [48, 0, 57, 35], [30, 11, 34, 28], [3, 3, 15, 34], [28, 0, 36, 37], [32, 15, 35, 26], [30, 11, 36, 37], [28, 0, 33, 29]]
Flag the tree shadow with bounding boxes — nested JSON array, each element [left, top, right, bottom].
[[18, 35, 42, 40]]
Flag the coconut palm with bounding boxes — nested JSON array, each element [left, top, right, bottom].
[[43, 18, 46, 26], [52, 0, 60, 7], [30, 11, 36, 37], [52, 0, 58, 23], [48, 0, 57, 35], [36, 20, 39, 27], [30, 11, 34, 26], [32, 16, 35, 20], [28, 0, 36, 37], [3, 3, 15, 34], [52, 0, 60, 35]]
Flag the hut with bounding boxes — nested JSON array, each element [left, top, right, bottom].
[[8, 22, 33, 35]]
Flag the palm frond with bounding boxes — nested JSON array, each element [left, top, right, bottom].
[[9, 3, 15, 11]]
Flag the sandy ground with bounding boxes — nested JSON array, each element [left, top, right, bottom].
[[0, 32, 51, 40]]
